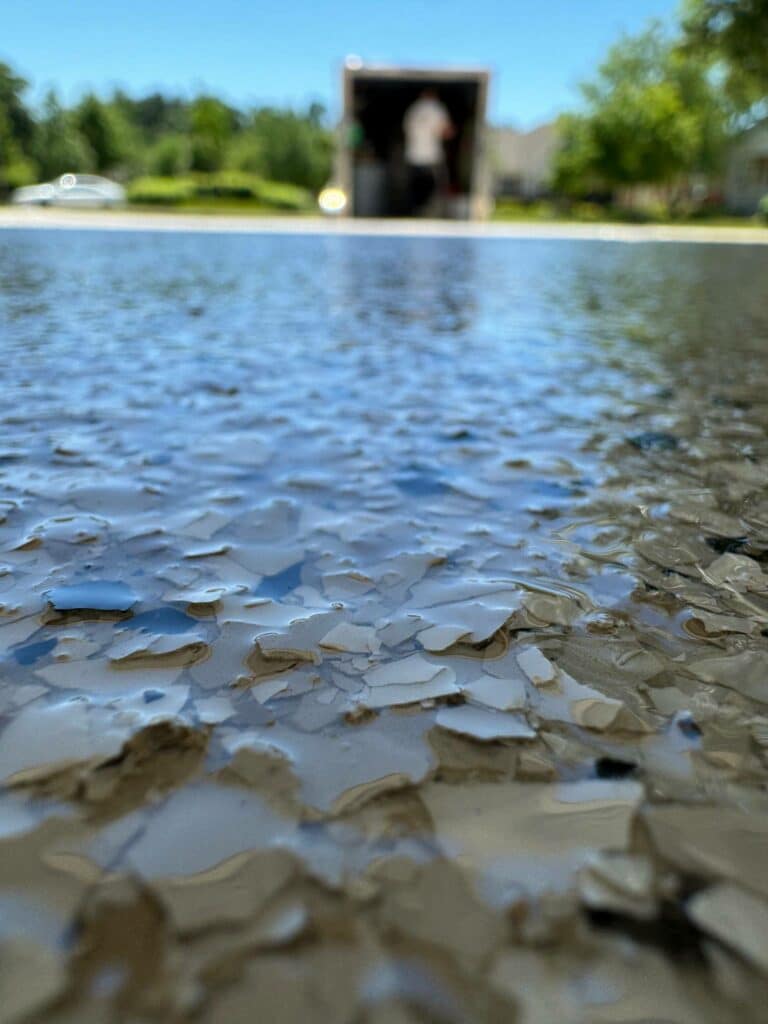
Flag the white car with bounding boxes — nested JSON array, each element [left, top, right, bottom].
[[11, 173, 125, 208]]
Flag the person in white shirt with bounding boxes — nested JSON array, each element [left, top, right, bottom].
[[402, 89, 453, 214]]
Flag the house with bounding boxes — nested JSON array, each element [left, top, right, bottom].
[[491, 122, 559, 198], [724, 120, 768, 214]]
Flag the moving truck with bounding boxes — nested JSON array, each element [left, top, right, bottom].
[[335, 61, 492, 219]]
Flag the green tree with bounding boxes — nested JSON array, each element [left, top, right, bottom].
[[553, 114, 603, 197], [0, 62, 35, 150], [74, 94, 132, 173], [0, 111, 37, 190], [189, 96, 237, 171], [683, 0, 768, 104], [147, 133, 191, 176], [0, 61, 335, 196], [0, 62, 37, 191], [112, 90, 190, 142], [243, 108, 332, 190], [34, 91, 94, 179], [227, 130, 265, 175], [553, 24, 729, 197]]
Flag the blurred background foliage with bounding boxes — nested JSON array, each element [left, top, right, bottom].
[[552, 23, 733, 199], [682, 0, 768, 108], [0, 62, 333, 202], [552, 0, 768, 202]]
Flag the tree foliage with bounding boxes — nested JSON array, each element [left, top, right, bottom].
[[33, 91, 94, 179], [146, 134, 191, 177], [112, 90, 190, 141], [683, 0, 768, 103], [73, 94, 130, 173], [189, 96, 239, 172], [232, 108, 332, 190], [553, 24, 730, 196], [0, 63, 35, 149], [0, 58, 332, 194], [0, 63, 37, 190]]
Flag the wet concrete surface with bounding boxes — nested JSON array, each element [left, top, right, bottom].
[[1, 228, 768, 1021]]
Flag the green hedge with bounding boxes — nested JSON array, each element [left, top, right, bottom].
[[127, 172, 313, 210], [193, 171, 260, 199], [759, 195, 768, 224], [127, 176, 196, 204], [252, 179, 312, 210]]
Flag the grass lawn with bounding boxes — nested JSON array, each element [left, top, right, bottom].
[[134, 196, 764, 227], [3, 195, 765, 229], [127, 199, 313, 216], [491, 198, 765, 228]]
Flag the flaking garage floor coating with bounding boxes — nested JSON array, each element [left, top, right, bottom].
[[1, 228, 768, 1022]]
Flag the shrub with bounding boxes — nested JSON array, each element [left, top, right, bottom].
[[193, 170, 260, 199], [491, 198, 555, 221], [611, 202, 669, 223], [251, 179, 312, 210], [571, 201, 605, 222], [126, 173, 312, 211], [759, 195, 768, 223], [0, 155, 38, 190], [127, 176, 196, 204]]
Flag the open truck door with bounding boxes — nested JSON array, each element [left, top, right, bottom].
[[336, 62, 491, 220]]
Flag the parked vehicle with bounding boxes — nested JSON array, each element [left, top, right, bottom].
[[11, 173, 125, 208]]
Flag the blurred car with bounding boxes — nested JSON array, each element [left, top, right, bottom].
[[11, 173, 125, 208]]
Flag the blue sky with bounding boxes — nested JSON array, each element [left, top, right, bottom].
[[3, 0, 679, 126]]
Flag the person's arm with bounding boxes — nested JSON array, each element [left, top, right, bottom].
[[439, 105, 455, 140]]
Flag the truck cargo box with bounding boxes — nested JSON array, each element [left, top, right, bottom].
[[337, 62, 491, 219]]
